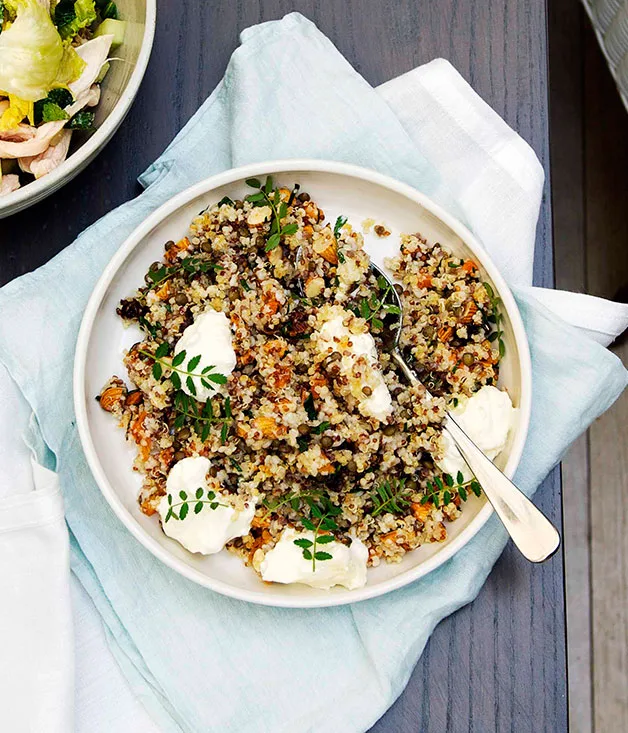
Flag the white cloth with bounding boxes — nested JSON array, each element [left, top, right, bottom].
[[0, 364, 74, 732], [1, 44, 627, 733]]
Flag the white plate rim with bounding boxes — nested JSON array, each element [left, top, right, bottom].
[[73, 159, 532, 608]]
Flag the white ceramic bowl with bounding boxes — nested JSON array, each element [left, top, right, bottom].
[[74, 160, 532, 608], [0, 0, 156, 218]]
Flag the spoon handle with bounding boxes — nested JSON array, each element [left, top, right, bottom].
[[391, 350, 560, 563], [444, 416, 560, 562]]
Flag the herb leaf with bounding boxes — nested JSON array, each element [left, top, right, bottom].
[[369, 478, 412, 517], [246, 176, 297, 254], [265, 233, 281, 252], [294, 496, 342, 571], [484, 281, 505, 358], [334, 215, 347, 238], [316, 534, 334, 544], [294, 538, 313, 549], [421, 472, 483, 506], [164, 490, 228, 522], [187, 355, 201, 371]]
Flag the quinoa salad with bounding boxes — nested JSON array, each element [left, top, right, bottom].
[[98, 177, 516, 591]]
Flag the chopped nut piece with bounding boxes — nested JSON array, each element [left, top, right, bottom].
[[125, 390, 143, 406], [247, 206, 272, 226], [98, 381, 126, 412], [459, 299, 479, 324], [305, 275, 325, 298], [312, 229, 338, 264]]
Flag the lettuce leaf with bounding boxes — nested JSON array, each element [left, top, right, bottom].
[[0, 94, 33, 131], [0, 0, 16, 29], [55, 42, 86, 85], [0, 0, 64, 101], [56, 0, 97, 41]]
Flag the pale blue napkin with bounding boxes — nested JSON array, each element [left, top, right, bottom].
[[0, 14, 626, 733]]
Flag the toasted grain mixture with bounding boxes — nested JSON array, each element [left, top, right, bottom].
[[99, 183, 501, 574]]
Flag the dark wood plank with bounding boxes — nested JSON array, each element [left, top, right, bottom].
[[583, 24, 628, 302], [547, 1, 592, 731], [1, 0, 553, 284], [582, 19, 628, 733], [0, 2, 566, 731]]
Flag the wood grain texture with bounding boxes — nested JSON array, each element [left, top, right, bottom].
[[589, 357, 628, 733], [0, 2, 566, 731], [583, 19, 628, 733], [547, 2, 593, 732]]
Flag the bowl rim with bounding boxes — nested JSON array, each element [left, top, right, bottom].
[[0, 0, 157, 216], [73, 159, 532, 608]]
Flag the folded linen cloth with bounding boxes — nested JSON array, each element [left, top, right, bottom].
[[0, 13, 627, 733], [0, 365, 74, 733]]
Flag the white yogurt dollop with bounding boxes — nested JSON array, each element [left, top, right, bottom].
[[174, 310, 236, 402], [436, 385, 516, 482], [317, 314, 392, 422], [260, 528, 368, 590], [158, 456, 255, 555]]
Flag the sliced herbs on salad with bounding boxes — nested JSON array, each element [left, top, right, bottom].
[[0, 0, 126, 195]]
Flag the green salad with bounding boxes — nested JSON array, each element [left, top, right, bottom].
[[0, 0, 126, 194]]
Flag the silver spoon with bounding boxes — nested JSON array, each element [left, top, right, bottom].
[[366, 260, 560, 563], [295, 245, 558, 561]]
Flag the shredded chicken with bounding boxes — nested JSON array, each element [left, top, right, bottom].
[[0, 174, 21, 195], [70, 36, 114, 98], [66, 84, 101, 117], [0, 120, 67, 159], [0, 124, 37, 143], [19, 129, 72, 178]]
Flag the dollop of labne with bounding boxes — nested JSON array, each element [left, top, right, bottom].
[[260, 528, 368, 590], [315, 306, 393, 422], [158, 456, 255, 555], [173, 310, 236, 402], [436, 385, 516, 482]]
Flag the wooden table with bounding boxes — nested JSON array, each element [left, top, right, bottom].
[[1, 2, 567, 731]]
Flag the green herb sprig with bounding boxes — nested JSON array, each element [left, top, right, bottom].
[[295, 499, 342, 571], [334, 215, 347, 263], [420, 471, 482, 507], [140, 255, 222, 301], [333, 215, 347, 239], [358, 276, 401, 330], [245, 177, 299, 252], [172, 390, 233, 443], [369, 478, 413, 517], [139, 344, 232, 442], [313, 421, 331, 435], [138, 316, 160, 338], [164, 487, 226, 522], [304, 393, 317, 421], [140, 343, 227, 395], [262, 488, 324, 517], [483, 281, 505, 359]]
